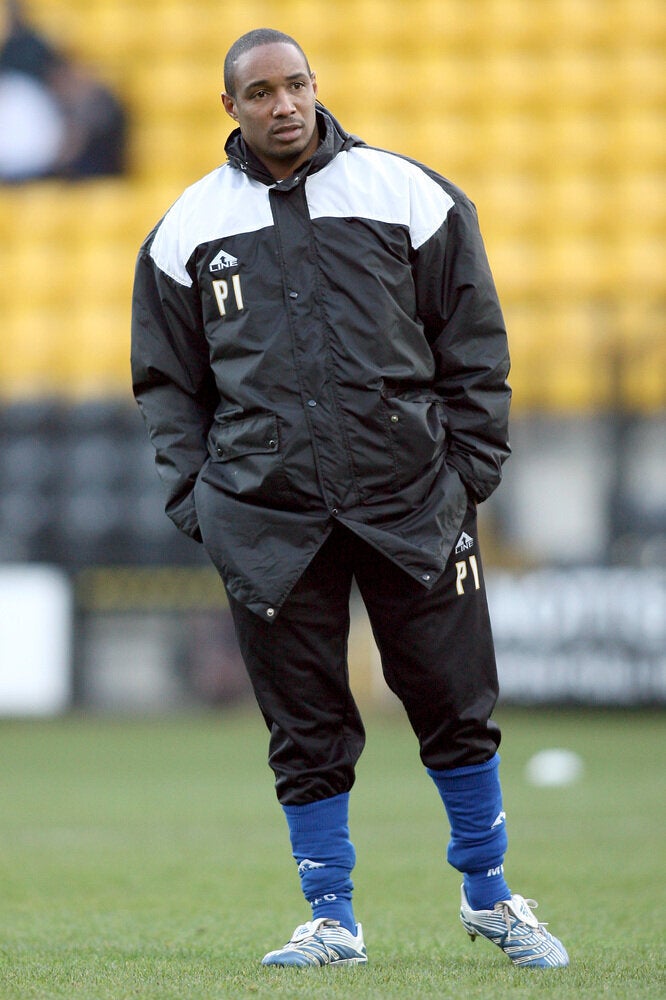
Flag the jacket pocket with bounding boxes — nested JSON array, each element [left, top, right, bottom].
[[201, 411, 296, 506], [381, 388, 447, 488], [208, 411, 278, 462]]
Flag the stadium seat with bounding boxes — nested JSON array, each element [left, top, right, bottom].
[[0, 0, 661, 522]]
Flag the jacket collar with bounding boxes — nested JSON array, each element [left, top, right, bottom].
[[224, 104, 362, 188]]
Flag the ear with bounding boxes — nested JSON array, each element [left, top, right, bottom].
[[311, 72, 318, 98], [221, 92, 239, 121]]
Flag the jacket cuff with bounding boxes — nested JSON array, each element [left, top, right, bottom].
[[446, 455, 497, 505]]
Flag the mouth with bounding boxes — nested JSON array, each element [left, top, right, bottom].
[[271, 122, 304, 142]]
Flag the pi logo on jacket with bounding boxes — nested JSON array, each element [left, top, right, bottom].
[[209, 248, 244, 317]]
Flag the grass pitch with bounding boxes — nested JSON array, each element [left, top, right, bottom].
[[0, 706, 663, 998]]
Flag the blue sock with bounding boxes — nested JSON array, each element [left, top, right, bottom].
[[428, 753, 511, 911], [282, 792, 357, 934]]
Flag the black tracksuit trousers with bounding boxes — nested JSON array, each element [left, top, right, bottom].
[[226, 504, 501, 805]]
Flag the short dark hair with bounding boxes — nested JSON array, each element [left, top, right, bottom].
[[223, 28, 311, 97]]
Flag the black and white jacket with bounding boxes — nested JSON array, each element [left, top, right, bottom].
[[131, 106, 511, 620]]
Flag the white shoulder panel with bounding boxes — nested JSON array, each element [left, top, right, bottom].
[[149, 165, 274, 287], [306, 147, 454, 249]]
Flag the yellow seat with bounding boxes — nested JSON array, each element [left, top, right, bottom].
[[6, 0, 661, 412]]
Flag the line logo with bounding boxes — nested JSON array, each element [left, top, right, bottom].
[[455, 531, 474, 554], [209, 248, 239, 271], [297, 859, 326, 875]]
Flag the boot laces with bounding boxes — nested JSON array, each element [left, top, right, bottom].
[[498, 898, 547, 939]]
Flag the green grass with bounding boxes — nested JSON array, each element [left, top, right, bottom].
[[0, 707, 663, 998]]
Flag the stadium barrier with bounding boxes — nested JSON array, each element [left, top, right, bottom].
[[74, 566, 666, 712], [1, 562, 663, 715]]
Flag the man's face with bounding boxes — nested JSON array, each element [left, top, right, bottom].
[[222, 42, 319, 180]]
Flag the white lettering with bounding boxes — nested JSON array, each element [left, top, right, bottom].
[[456, 558, 481, 595], [213, 276, 244, 316], [455, 560, 467, 596], [469, 554, 480, 590]]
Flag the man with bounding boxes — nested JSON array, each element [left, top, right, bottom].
[[131, 28, 568, 970], [0, 0, 127, 182]]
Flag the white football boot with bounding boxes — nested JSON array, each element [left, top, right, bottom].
[[460, 885, 569, 967], [262, 917, 367, 967]]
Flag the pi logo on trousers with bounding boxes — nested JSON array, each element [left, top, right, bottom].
[[455, 555, 480, 595]]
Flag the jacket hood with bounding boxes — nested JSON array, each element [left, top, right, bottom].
[[224, 103, 363, 185]]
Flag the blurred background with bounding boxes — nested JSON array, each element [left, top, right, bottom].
[[0, 0, 663, 715]]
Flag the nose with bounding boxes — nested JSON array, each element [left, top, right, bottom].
[[273, 88, 296, 116]]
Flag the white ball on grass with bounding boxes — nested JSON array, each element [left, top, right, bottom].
[[525, 748, 584, 787]]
